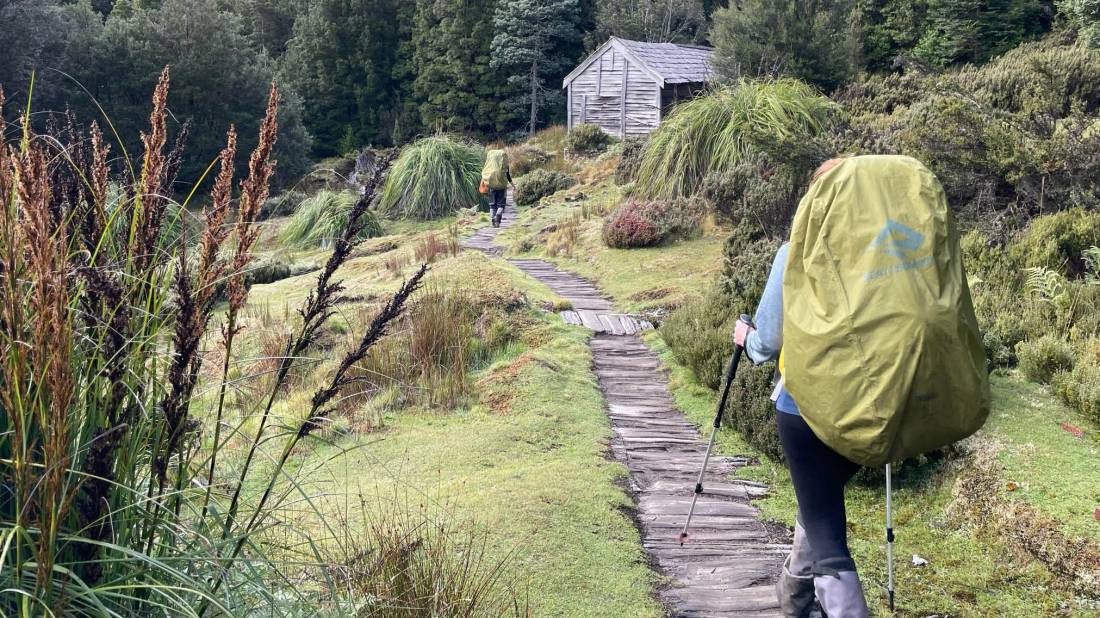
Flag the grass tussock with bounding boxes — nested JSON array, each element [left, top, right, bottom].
[[280, 189, 384, 248], [318, 495, 529, 617], [635, 79, 835, 200], [347, 286, 526, 410], [379, 135, 484, 219]]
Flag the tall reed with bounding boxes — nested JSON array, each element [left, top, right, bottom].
[[0, 70, 421, 617]]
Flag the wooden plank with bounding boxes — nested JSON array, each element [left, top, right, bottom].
[[620, 57, 629, 139]]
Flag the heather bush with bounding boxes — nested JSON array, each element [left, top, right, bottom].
[[514, 169, 577, 206], [565, 123, 615, 156], [963, 41, 1100, 118], [602, 204, 662, 248], [602, 199, 704, 248], [1017, 336, 1077, 384], [701, 152, 808, 237]]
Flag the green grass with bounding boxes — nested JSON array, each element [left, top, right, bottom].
[[986, 373, 1100, 538], [498, 181, 726, 312], [230, 210, 660, 616], [286, 314, 662, 617]]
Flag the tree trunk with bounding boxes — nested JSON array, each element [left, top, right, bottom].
[[528, 59, 538, 137]]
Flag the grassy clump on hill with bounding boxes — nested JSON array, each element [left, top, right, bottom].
[[634, 79, 837, 201], [565, 123, 615, 156], [514, 169, 576, 206], [379, 135, 484, 219], [280, 189, 383, 247]]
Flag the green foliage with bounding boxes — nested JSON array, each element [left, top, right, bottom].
[[841, 42, 1100, 221], [514, 169, 577, 206], [1060, 0, 1100, 47], [506, 144, 553, 176], [411, 0, 506, 135], [283, 0, 416, 154], [0, 0, 312, 190], [601, 199, 703, 248], [1011, 208, 1100, 276], [963, 41, 1100, 117], [280, 190, 383, 247], [700, 151, 809, 237], [584, 0, 707, 47], [659, 283, 783, 461], [709, 0, 860, 91], [565, 123, 614, 156], [1052, 340, 1100, 424], [857, 0, 930, 72], [634, 79, 836, 201], [914, 0, 1050, 67], [378, 136, 485, 219], [614, 136, 646, 184], [1016, 335, 1077, 383], [491, 0, 583, 136]]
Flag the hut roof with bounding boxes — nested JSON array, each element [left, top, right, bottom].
[[563, 37, 714, 88]]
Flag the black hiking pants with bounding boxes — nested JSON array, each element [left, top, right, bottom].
[[776, 411, 862, 574], [489, 188, 507, 221]]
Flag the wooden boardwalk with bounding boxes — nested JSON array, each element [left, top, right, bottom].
[[463, 200, 784, 617]]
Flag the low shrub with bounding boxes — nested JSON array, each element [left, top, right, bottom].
[[1011, 208, 1100, 277], [546, 212, 582, 257], [322, 496, 527, 617], [349, 287, 527, 409], [601, 199, 704, 248], [660, 286, 782, 460], [261, 189, 305, 219], [614, 136, 646, 184], [514, 169, 576, 206], [1053, 339, 1100, 425], [1016, 335, 1076, 384], [507, 143, 552, 176], [701, 151, 808, 237], [378, 135, 484, 219], [280, 190, 384, 248], [565, 123, 615, 156]]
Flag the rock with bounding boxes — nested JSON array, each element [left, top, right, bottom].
[[911, 554, 929, 567]]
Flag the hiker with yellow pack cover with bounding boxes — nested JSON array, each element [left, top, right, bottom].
[[480, 149, 514, 228], [733, 155, 990, 617]]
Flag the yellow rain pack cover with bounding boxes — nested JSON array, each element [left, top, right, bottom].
[[482, 149, 509, 189], [782, 155, 990, 466]]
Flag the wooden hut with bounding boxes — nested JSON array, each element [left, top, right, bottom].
[[562, 37, 713, 138]]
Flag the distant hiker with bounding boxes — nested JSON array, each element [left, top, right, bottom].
[[481, 149, 514, 228], [734, 155, 989, 617]]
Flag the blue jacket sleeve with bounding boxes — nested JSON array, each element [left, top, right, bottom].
[[745, 243, 789, 364]]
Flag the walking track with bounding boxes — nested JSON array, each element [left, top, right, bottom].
[[463, 195, 785, 617]]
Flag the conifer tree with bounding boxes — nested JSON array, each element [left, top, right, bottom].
[[283, 0, 414, 154], [491, 0, 583, 136], [411, 0, 503, 135]]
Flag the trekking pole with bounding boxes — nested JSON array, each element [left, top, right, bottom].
[[679, 314, 753, 546], [885, 463, 896, 612]]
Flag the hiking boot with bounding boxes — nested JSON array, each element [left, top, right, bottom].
[[777, 520, 818, 617], [813, 569, 869, 618], [777, 555, 817, 617]]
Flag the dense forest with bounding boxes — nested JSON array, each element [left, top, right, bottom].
[[3, 0, 1093, 186]]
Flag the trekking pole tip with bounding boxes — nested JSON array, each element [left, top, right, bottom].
[[678, 532, 688, 546]]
